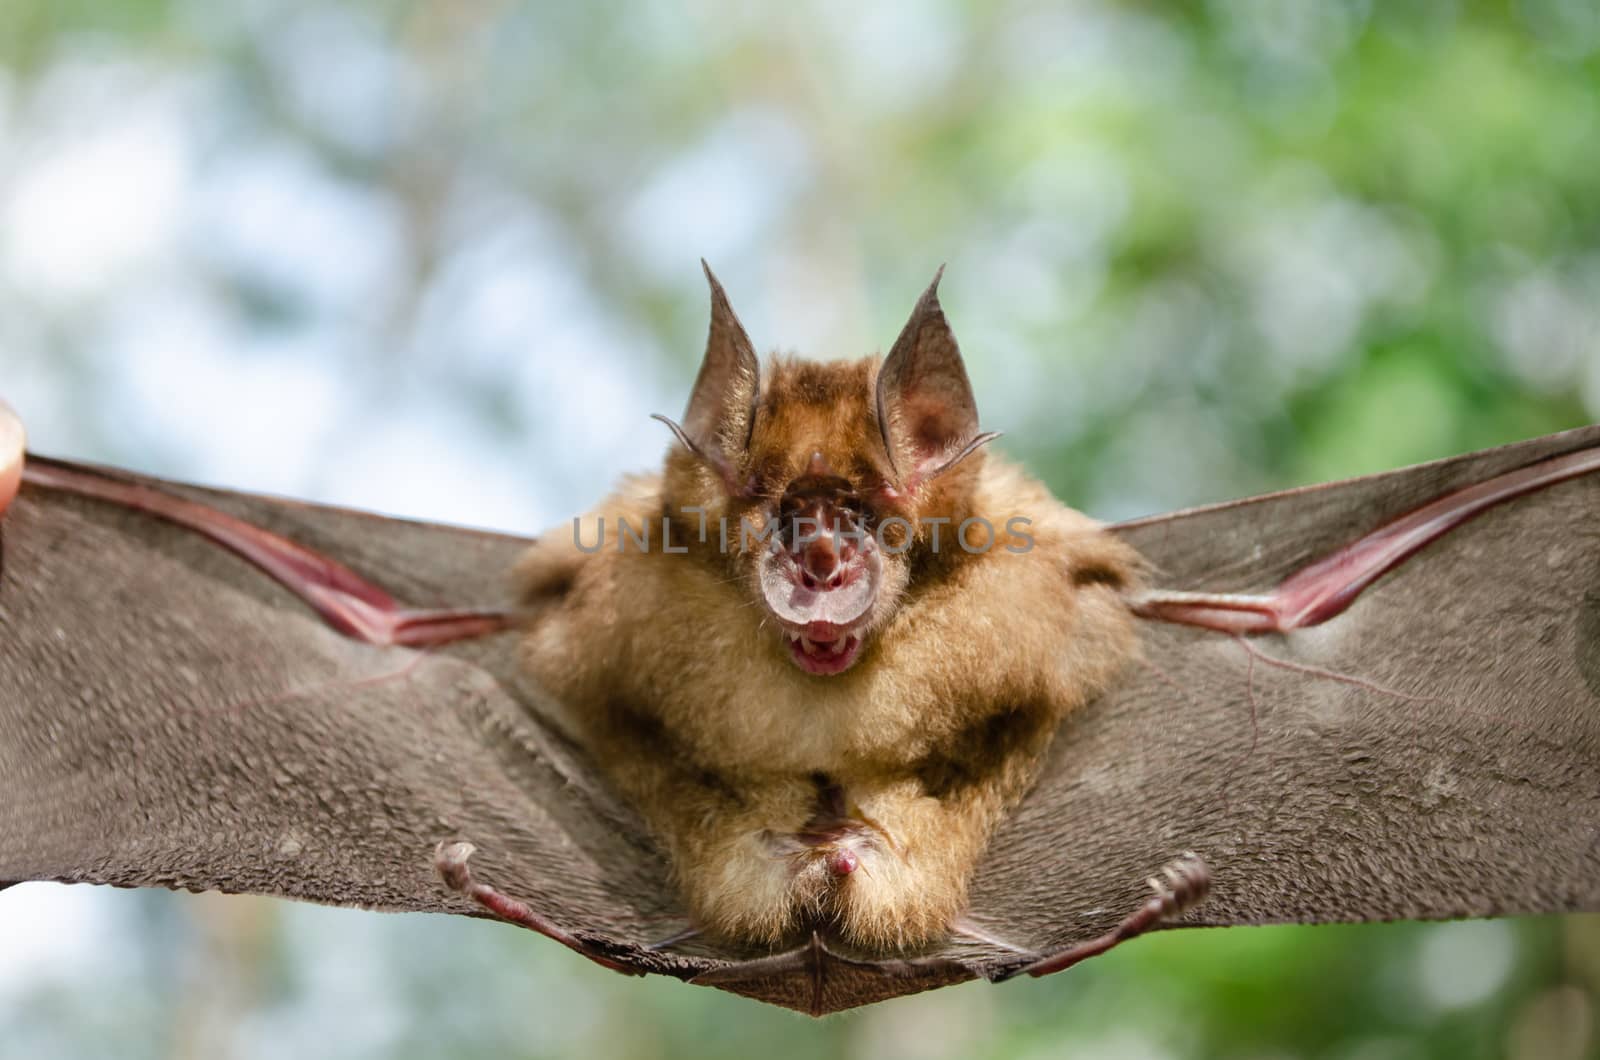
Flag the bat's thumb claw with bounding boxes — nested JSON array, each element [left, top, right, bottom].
[[434, 840, 478, 892], [0, 399, 24, 519]]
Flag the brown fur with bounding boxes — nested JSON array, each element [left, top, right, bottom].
[[516, 347, 1142, 951]]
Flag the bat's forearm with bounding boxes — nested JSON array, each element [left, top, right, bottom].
[[16, 457, 514, 647], [1132, 441, 1600, 634]]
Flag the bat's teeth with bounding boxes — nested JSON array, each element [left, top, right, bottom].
[[788, 631, 802, 644], [801, 636, 816, 653]]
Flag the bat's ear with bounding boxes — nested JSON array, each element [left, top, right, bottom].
[[652, 261, 761, 496], [683, 260, 761, 453], [876, 267, 1000, 489]]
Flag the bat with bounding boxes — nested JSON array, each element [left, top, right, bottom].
[[1, 289, 1598, 1015], [511, 265, 1152, 953]]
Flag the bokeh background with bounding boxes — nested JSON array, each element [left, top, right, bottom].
[[3, 1, 1599, 1057]]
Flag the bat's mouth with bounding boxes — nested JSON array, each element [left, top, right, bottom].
[[783, 623, 865, 676], [758, 536, 880, 678]]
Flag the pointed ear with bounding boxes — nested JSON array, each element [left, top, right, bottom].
[[876, 268, 999, 487], [683, 260, 761, 453], [653, 262, 761, 496]]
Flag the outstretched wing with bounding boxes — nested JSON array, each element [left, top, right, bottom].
[[965, 423, 1600, 982], [2, 424, 1597, 1015], [0, 459, 697, 979]]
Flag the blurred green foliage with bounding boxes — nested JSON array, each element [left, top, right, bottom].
[[0, 1, 1596, 1057]]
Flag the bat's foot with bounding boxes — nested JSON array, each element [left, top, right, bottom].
[[434, 839, 479, 892], [433, 840, 642, 975], [1141, 850, 1210, 921], [995, 851, 1210, 980]]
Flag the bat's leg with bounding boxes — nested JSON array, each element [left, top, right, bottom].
[[995, 852, 1210, 980], [20, 459, 513, 647], [434, 841, 643, 976], [1132, 443, 1600, 634]]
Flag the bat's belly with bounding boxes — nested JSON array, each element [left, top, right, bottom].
[[654, 680, 951, 777]]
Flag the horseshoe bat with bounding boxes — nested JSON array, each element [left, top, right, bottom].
[[2, 292, 1598, 1016], [513, 266, 1146, 952]]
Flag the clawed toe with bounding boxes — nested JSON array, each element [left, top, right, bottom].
[[1007, 850, 1213, 980], [1145, 850, 1210, 917]]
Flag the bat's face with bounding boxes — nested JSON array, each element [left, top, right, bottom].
[[745, 359, 895, 675], [658, 267, 995, 677]]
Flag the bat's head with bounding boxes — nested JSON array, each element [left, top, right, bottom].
[[656, 263, 998, 677]]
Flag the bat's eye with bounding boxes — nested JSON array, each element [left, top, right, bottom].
[[838, 497, 872, 531]]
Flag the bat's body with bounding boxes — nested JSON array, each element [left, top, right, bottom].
[[514, 270, 1141, 948], [519, 452, 1138, 949]]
